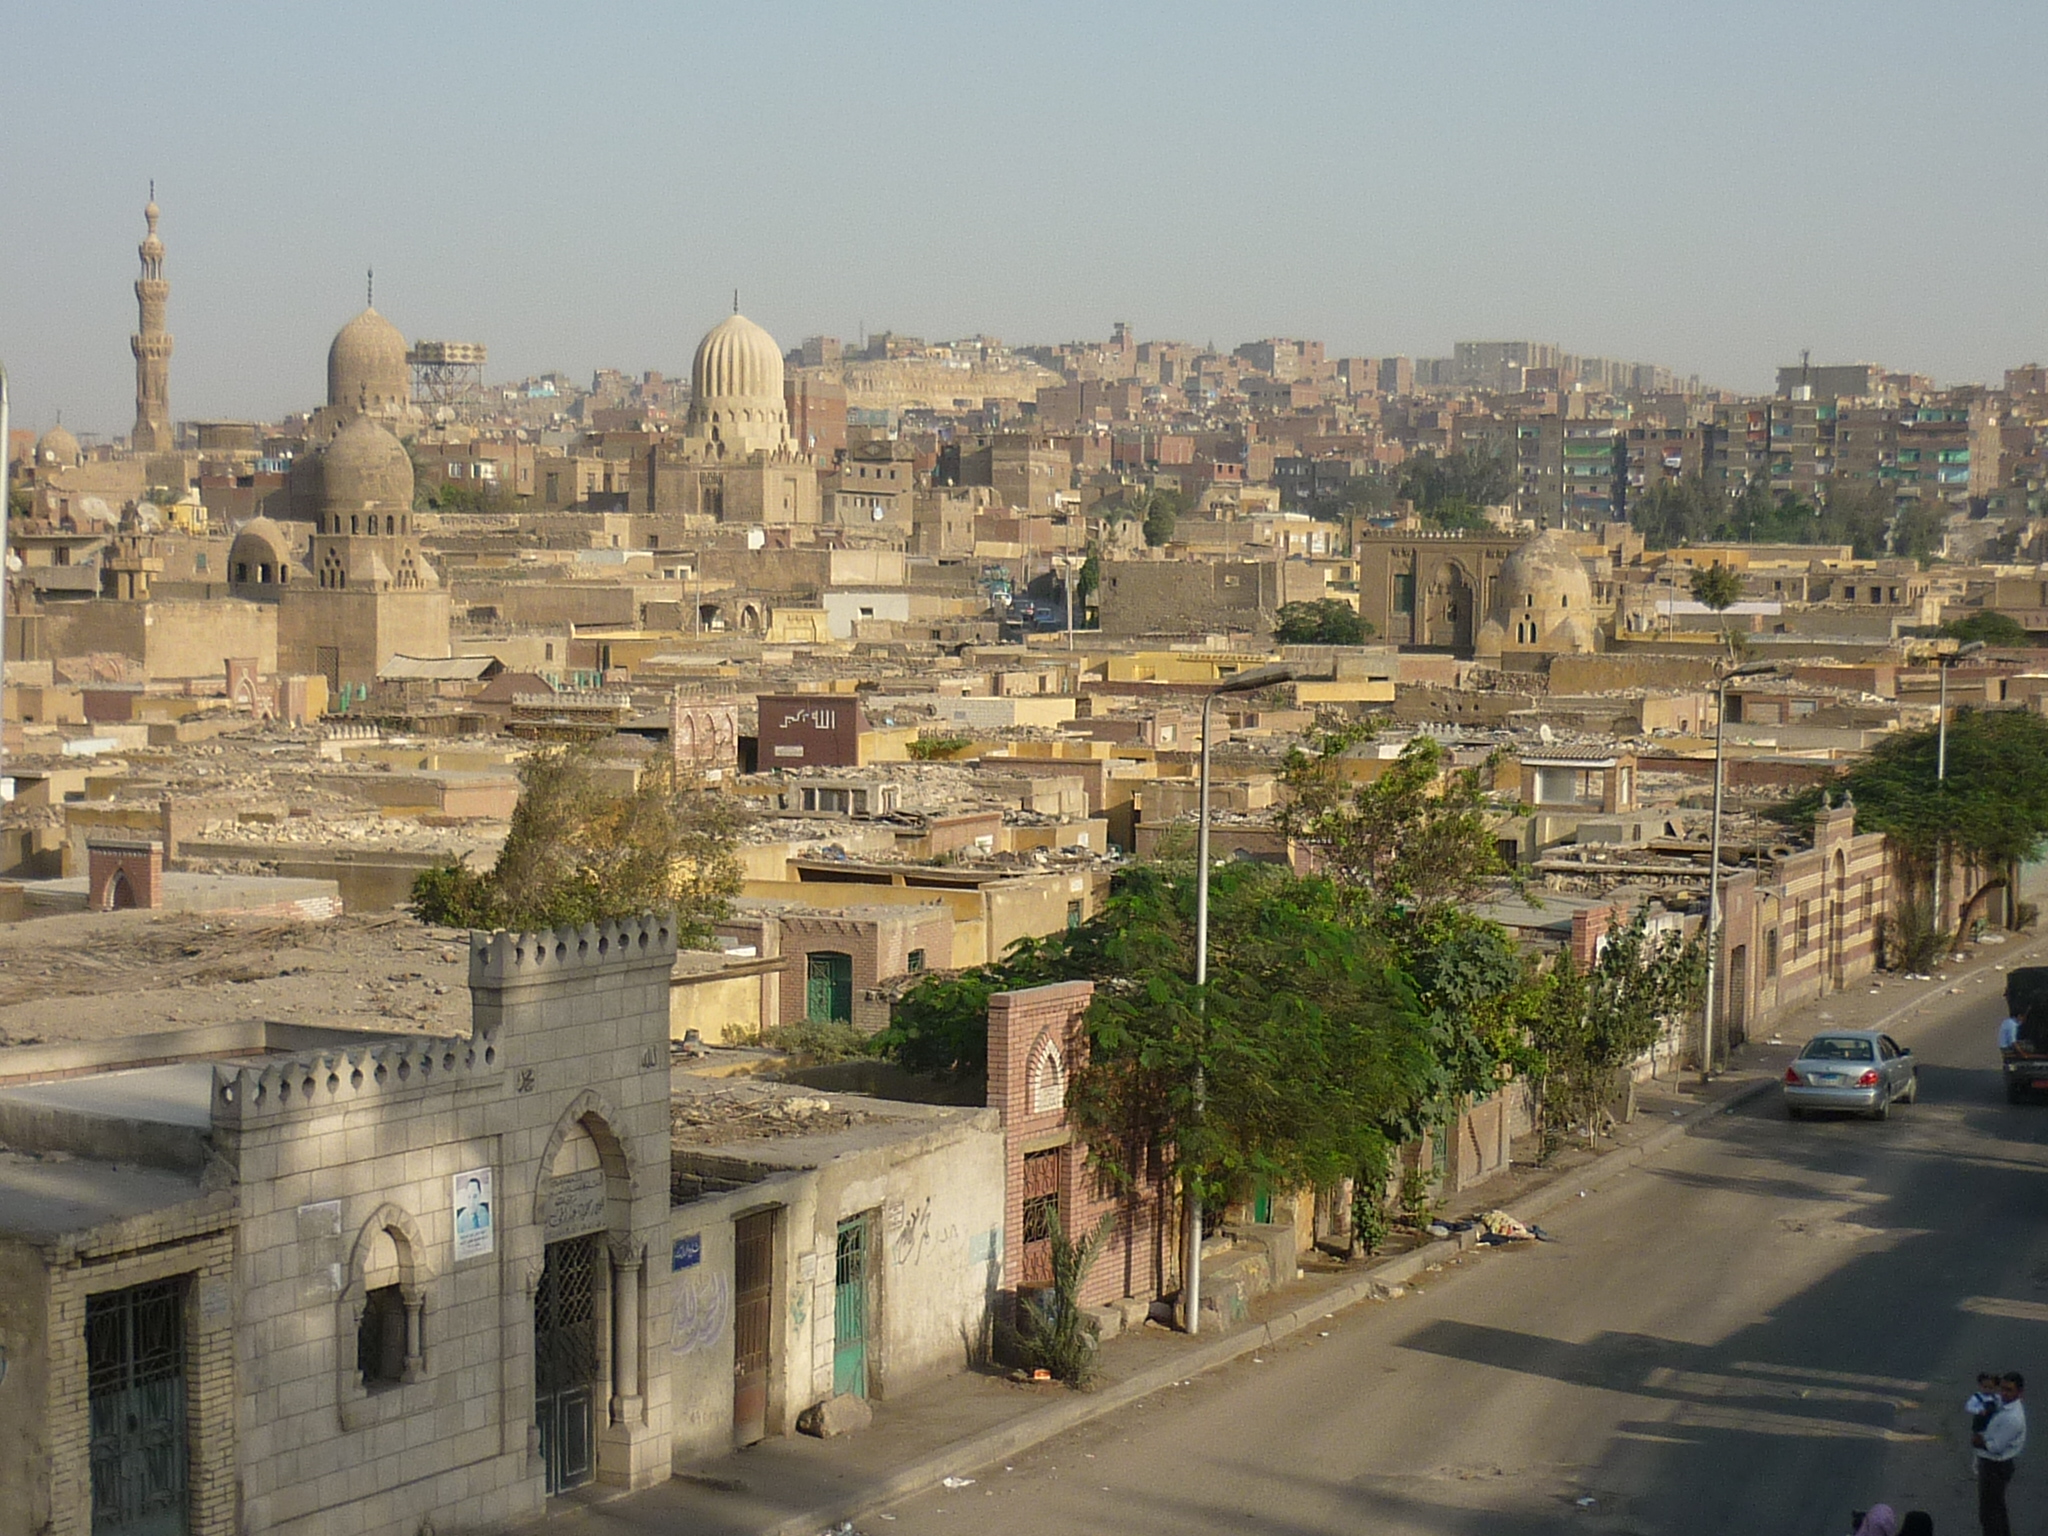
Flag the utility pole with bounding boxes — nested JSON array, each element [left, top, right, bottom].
[[1701, 659, 1784, 1080], [1185, 661, 1314, 1332]]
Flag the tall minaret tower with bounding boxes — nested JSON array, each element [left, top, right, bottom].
[[129, 187, 173, 452]]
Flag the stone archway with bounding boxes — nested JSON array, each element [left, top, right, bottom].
[[1423, 561, 1476, 653], [533, 1095, 643, 1496]]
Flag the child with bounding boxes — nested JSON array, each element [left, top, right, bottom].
[[1968, 1373, 2002, 1476]]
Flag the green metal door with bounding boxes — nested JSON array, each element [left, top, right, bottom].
[[807, 952, 853, 1024], [832, 1215, 869, 1398]]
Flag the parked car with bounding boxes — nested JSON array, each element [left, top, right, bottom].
[[2002, 967, 2048, 1103], [1783, 1030, 1918, 1120]]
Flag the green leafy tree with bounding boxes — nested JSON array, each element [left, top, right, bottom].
[[1631, 476, 1723, 550], [411, 745, 742, 938], [1688, 561, 1742, 612], [1277, 730, 1512, 918], [1065, 865, 1435, 1210], [1779, 709, 2048, 938], [1892, 502, 1948, 565], [1944, 610, 2032, 647], [1272, 599, 1374, 646], [1399, 449, 1512, 516], [1690, 562, 1743, 657], [879, 864, 1442, 1209], [1141, 498, 1178, 547], [1527, 908, 1703, 1154]]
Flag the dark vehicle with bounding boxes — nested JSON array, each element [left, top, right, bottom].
[[2002, 967, 2048, 1102]]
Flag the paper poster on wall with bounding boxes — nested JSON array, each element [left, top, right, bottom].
[[453, 1168, 495, 1261]]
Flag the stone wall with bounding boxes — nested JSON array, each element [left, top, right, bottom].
[[213, 915, 680, 1533]]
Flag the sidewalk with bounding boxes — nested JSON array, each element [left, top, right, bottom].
[[538, 930, 2041, 1536]]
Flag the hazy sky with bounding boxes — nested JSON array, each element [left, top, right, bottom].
[[6, 1, 2045, 435]]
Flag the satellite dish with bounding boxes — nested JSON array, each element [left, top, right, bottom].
[[1539, 723, 1556, 745]]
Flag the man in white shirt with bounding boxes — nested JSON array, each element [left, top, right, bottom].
[[1999, 1014, 2021, 1051], [1974, 1371, 2026, 1536]]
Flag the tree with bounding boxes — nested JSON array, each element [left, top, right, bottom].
[[1891, 502, 1947, 565], [1063, 865, 1437, 1207], [1630, 477, 1723, 550], [1277, 730, 1512, 918], [1689, 561, 1742, 612], [1690, 562, 1743, 657], [411, 745, 742, 939], [1526, 908, 1702, 1155], [877, 864, 1446, 1209], [1945, 610, 2033, 648], [1779, 709, 2048, 940], [1141, 497, 1178, 547], [1272, 599, 1374, 646], [1399, 449, 1512, 517]]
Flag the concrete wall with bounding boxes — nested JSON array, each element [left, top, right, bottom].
[[667, 1107, 1004, 1467]]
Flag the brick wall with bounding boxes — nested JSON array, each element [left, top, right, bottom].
[[986, 982, 1175, 1314], [87, 839, 162, 910]]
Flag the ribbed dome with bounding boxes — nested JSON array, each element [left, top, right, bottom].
[[36, 424, 80, 466], [313, 414, 414, 515], [327, 306, 410, 414], [692, 313, 785, 406]]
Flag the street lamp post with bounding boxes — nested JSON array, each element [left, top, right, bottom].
[[1933, 640, 1985, 934], [1185, 660, 1304, 1334], [1700, 658, 1784, 1081]]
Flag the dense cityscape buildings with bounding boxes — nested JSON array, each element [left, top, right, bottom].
[[5, 146, 2048, 1536]]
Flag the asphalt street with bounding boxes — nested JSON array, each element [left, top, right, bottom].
[[869, 977, 2048, 1536]]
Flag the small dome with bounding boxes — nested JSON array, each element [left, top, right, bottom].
[[36, 424, 81, 467], [691, 312, 785, 407], [1492, 529, 1593, 623], [229, 516, 297, 586], [327, 306, 410, 414], [312, 415, 414, 516]]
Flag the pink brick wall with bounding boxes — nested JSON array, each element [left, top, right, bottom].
[[987, 982, 1175, 1314]]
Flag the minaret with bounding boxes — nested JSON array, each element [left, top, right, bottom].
[[130, 187, 173, 453]]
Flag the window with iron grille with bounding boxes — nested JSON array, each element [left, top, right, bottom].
[[1020, 1149, 1061, 1288]]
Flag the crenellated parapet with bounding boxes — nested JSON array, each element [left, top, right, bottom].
[[468, 915, 679, 991], [211, 1024, 502, 1130]]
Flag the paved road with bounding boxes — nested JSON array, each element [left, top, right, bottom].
[[871, 979, 2048, 1536]]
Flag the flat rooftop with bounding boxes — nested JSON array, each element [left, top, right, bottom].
[[0, 1148, 205, 1239], [0, 1062, 216, 1129]]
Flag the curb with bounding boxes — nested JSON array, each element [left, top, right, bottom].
[[754, 932, 2047, 1536], [755, 1075, 1762, 1536]]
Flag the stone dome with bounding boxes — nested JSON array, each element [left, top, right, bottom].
[[1493, 529, 1592, 620], [229, 516, 296, 587], [311, 414, 415, 519], [1491, 528, 1596, 653], [327, 306, 410, 415], [36, 424, 81, 467]]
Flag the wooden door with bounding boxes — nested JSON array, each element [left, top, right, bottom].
[[732, 1212, 773, 1445]]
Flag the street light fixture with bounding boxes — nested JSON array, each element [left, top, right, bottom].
[[1700, 657, 1785, 1082], [1933, 639, 1987, 931], [1184, 660, 1321, 1334]]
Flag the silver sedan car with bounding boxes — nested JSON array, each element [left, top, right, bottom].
[[1783, 1029, 1918, 1120]]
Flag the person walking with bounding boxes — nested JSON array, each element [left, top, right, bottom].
[[1974, 1372, 2026, 1536]]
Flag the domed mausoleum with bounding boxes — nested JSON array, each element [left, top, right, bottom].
[[1475, 528, 1599, 661]]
